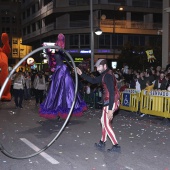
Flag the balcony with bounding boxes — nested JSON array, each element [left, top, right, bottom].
[[100, 19, 162, 35], [22, 19, 162, 42]]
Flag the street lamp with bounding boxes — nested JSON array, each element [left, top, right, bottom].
[[95, 28, 102, 35], [90, 0, 94, 72], [90, 0, 103, 72]]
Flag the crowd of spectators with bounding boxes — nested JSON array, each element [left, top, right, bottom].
[[80, 63, 170, 108], [10, 69, 51, 108], [8, 63, 170, 109]]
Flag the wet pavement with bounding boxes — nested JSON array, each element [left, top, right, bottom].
[[0, 99, 170, 170]]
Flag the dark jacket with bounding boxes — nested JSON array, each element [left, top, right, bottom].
[[154, 78, 167, 90]]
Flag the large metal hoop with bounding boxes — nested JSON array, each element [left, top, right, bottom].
[[0, 46, 78, 159]]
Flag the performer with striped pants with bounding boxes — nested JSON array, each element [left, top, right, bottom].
[[76, 59, 121, 152]]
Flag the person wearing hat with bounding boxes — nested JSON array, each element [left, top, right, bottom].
[[76, 59, 121, 152]]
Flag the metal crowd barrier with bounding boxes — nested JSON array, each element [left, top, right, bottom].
[[83, 91, 102, 109], [83, 88, 170, 119], [119, 89, 141, 112], [119, 89, 170, 119], [140, 90, 170, 118]]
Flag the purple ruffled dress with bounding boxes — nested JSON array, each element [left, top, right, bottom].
[[39, 54, 87, 119]]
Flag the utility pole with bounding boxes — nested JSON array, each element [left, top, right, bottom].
[[90, 0, 94, 72]]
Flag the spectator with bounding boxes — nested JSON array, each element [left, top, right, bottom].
[[123, 68, 134, 84], [154, 71, 167, 90], [129, 75, 138, 89], [24, 72, 31, 100], [33, 71, 46, 106], [165, 64, 170, 73], [30, 70, 37, 96], [119, 80, 129, 92], [139, 79, 154, 118], [138, 71, 146, 90], [165, 73, 170, 90], [151, 68, 157, 80], [10, 71, 17, 97], [13, 71, 25, 108], [144, 80, 154, 94], [144, 68, 155, 84], [156, 65, 162, 73]]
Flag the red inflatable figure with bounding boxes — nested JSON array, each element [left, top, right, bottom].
[[0, 33, 11, 101]]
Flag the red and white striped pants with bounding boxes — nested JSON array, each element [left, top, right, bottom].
[[100, 105, 118, 145]]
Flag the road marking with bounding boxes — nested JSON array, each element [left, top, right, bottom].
[[20, 138, 59, 164]]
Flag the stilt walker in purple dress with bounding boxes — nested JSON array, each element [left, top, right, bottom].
[[39, 33, 87, 119]]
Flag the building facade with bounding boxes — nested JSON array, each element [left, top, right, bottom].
[[3, 0, 169, 70], [0, 0, 32, 67]]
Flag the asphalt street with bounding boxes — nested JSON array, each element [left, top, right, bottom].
[[0, 99, 170, 170]]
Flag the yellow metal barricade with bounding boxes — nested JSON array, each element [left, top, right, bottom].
[[140, 90, 170, 118], [120, 89, 140, 112]]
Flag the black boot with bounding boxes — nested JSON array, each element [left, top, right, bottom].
[[107, 144, 121, 152], [94, 140, 105, 150]]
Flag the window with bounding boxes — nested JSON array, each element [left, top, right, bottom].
[[139, 36, 145, 46], [22, 12, 25, 20], [6, 28, 10, 34], [80, 34, 90, 48], [32, 4, 36, 14], [1, 9, 9, 15], [150, 0, 162, 8], [132, 0, 148, 7], [1, 17, 10, 23], [99, 34, 111, 48], [23, 28, 26, 36], [112, 34, 123, 48], [69, 0, 76, 5], [131, 12, 143, 22], [70, 35, 79, 48], [12, 16, 16, 23], [27, 26, 30, 34], [127, 35, 145, 46], [1, 17, 5, 23], [117, 34, 123, 46], [32, 23, 36, 32], [2, 27, 10, 34], [12, 28, 17, 35], [153, 13, 162, 23], [44, 0, 52, 6], [37, 20, 41, 29], [108, 0, 126, 5], [2, 27, 6, 33], [27, 8, 30, 17]]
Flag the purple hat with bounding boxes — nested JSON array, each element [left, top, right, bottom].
[[55, 33, 65, 48]]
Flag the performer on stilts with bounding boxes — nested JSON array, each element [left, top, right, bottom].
[[39, 33, 87, 119]]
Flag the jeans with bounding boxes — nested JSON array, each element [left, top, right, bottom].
[[14, 89, 24, 107], [35, 89, 44, 104]]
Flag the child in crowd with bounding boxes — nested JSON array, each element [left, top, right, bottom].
[[144, 80, 154, 94], [119, 80, 129, 92]]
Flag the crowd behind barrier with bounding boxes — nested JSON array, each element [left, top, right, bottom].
[[81, 64, 170, 120], [3, 63, 170, 118], [83, 87, 170, 119]]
